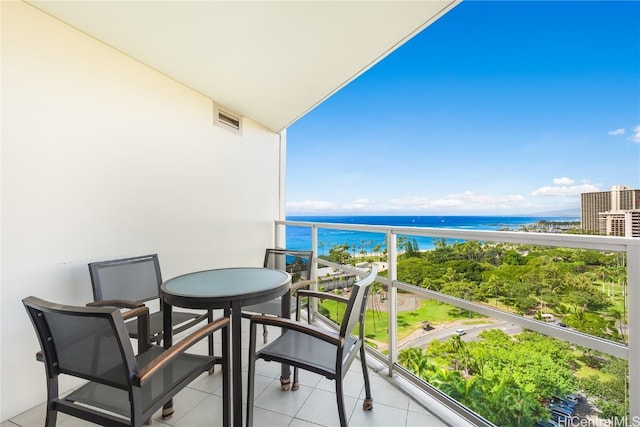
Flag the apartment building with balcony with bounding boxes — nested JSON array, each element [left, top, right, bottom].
[[581, 185, 640, 237]]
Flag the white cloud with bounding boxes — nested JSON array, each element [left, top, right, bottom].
[[389, 197, 433, 210], [342, 198, 379, 210], [631, 125, 640, 143], [553, 177, 574, 185], [286, 200, 338, 212], [609, 125, 640, 143], [531, 182, 600, 197], [290, 186, 584, 215], [390, 192, 525, 212], [288, 198, 392, 213], [447, 191, 525, 204]]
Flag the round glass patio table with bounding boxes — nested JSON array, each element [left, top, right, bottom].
[[161, 267, 291, 427]]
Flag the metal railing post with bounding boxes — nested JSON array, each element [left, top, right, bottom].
[[275, 222, 285, 248], [387, 231, 398, 375], [311, 225, 318, 321], [627, 243, 639, 420]]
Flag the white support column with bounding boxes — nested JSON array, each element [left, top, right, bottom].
[[627, 243, 640, 421], [275, 130, 287, 248], [387, 232, 398, 375]]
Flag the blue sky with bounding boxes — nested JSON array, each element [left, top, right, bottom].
[[285, 0, 640, 216]]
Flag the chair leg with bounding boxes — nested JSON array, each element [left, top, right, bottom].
[[279, 375, 291, 391], [44, 404, 57, 427], [262, 322, 268, 344], [45, 378, 58, 427], [335, 379, 348, 427], [292, 367, 299, 391], [161, 404, 175, 419], [360, 345, 373, 410]]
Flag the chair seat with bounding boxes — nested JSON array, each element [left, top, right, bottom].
[[125, 311, 203, 339], [65, 346, 215, 418], [257, 330, 359, 379]]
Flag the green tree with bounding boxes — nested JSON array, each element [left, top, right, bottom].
[[327, 243, 352, 264], [491, 378, 543, 427], [398, 347, 434, 379]]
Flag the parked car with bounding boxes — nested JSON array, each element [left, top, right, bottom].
[[549, 404, 573, 418], [550, 409, 572, 424], [551, 398, 575, 411]]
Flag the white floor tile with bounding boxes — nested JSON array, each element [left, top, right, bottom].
[[366, 374, 411, 411], [173, 394, 227, 427], [253, 381, 314, 417], [348, 401, 407, 427], [294, 388, 357, 426], [406, 409, 449, 427]]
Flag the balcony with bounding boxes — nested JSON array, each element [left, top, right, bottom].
[[5, 219, 637, 427]]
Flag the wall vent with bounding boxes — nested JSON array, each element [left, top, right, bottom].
[[213, 104, 242, 135]]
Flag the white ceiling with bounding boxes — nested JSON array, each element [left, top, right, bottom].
[[27, 1, 459, 132]]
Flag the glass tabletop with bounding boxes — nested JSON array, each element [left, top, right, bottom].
[[161, 267, 291, 299]]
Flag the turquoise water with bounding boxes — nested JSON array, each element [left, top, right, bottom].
[[285, 215, 579, 254]]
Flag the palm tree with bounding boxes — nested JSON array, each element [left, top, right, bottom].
[[373, 243, 381, 261], [509, 391, 537, 427], [398, 347, 434, 380], [608, 308, 626, 344], [496, 385, 539, 427]]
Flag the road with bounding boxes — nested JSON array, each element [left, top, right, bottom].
[[398, 320, 522, 350]]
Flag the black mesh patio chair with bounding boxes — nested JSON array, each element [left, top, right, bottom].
[[23, 296, 230, 427], [88, 254, 213, 354], [243, 249, 314, 344], [245, 267, 378, 427]]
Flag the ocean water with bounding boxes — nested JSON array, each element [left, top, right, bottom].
[[285, 215, 579, 254]]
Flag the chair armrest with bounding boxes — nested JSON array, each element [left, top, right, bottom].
[[87, 300, 145, 309], [296, 289, 349, 305], [134, 317, 230, 385], [249, 314, 342, 346], [290, 279, 315, 292], [121, 305, 149, 321]]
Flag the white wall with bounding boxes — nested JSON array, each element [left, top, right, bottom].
[[1, 1, 283, 420]]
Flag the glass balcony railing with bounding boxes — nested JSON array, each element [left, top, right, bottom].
[[275, 219, 640, 427]]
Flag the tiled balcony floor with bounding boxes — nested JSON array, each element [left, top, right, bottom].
[[2, 317, 450, 427]]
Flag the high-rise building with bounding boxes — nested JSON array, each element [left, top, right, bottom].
[[581, 185, 640, 237]]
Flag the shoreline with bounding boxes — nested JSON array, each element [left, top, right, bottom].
[[297, 216, 581, 255]]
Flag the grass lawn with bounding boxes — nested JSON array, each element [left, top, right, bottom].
[[319, 296, 486, 343]]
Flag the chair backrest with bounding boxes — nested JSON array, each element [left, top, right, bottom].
[[338, 267, 378, 341], [263, 249, 313, 284], [89, 254, 162, 303], [23, 296, 136, 390]]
